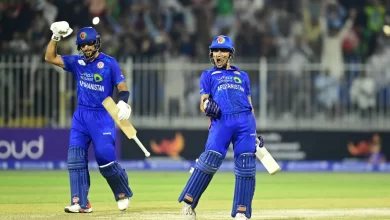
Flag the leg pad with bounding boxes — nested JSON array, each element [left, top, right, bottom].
[[99, 161, 133, 201], [68, 146, 90, 209], [178, 150, 223, 209], [231, 153, 256, 218]]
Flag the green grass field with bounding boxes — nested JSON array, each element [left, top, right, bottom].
[[0, 171, 389, 220]]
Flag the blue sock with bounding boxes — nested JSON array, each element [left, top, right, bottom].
[[68, 146, 90, 209], [231, 153, 256, 218], [178, 150, 223, 209], [99, 161, 133, 201]]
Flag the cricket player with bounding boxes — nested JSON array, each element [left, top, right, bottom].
[[178, 35, 259, 220], [44, 21, 133, 213]]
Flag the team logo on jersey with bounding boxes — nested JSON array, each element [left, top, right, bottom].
[[234, 76, 242, 84], [97, 61, 104, 68], [217, 36, 225, 44], [80, 32, 87, 40], [94, 73, 103, 82], [234, 71, 240, 75]]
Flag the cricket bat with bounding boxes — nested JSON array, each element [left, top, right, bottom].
[[255, 145, 281, 175], [102, 97, 150, 157]]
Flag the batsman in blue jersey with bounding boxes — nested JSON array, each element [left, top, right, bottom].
[[44, 21, 133, 213], [178, 35, 258, 220]]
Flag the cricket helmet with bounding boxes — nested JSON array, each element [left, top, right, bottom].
[[209, 35, 235, 66], [76, 27, 101, 60], [209, 35, 235, 53]]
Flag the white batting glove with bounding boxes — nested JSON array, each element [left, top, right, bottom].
[[117, 100, 131, 120], [50, 21, 73, 41]]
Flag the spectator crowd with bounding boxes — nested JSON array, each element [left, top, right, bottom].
[[1, 0, 390, 121]]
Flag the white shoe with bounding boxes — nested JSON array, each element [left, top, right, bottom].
[[118, 197, 130, 211], [64, 202, 92, 213], [182, 203, 196, 220], [235, 213, 248, 220]]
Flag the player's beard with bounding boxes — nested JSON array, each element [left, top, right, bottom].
[[84, 51, 92, 57], [214, 56, 229, 69], [81, 49, 98, 60]]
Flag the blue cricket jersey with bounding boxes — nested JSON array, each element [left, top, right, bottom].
[[61, 53, 125, 108], [200, 65, 252, 114]]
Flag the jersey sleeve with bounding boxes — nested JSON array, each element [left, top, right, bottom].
[[60, 55, 78, 73], [199, 71, 210, 95], [111, 58, 125, 86], [243, 72, 251, 96]]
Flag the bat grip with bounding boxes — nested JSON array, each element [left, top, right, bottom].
[[132, 135, 151, 157]]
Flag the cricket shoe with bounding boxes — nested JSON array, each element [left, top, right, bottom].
[[182, 203, 196, 220], [235, 213, 248, 220], [64, 201, 92, 213], [118, 197, 130, 211]]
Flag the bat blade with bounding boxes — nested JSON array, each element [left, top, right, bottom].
[[102, 96, 137, 139], [102, 97, 151, 157]]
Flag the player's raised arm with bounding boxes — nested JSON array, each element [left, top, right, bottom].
[[44, 21, 73, 68]]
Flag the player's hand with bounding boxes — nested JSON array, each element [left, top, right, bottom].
[[117, 100, 132, 120], [256, 135, 264, 148], [203, 98, 221, 119], [50, 21, 73, 41]]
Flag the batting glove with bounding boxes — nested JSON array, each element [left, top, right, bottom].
[[256, 135, 264, 148], [117, 100, 132, 120], [203, 98, 221, 119], [50, 21, 73, 41]]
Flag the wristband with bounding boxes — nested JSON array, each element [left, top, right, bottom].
[[118, 91, 130, 102], [51, 34, 61, 41]]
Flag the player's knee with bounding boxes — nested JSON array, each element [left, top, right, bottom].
[[94, 144, 116, 166], [67, 146, 88, 170], [99, 161, 121, 177], [234, 145, 256, 160], [195, 150, 224, 175], [235, 153, 256, 177]]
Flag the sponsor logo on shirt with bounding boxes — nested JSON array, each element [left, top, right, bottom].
[[80, 73, 103, 83], [94, 73, 103, 82], [78, 60, 86, 66], [217, 76, 234, 83], [80, 72, 94, 81], [234, 76, 242, 84]]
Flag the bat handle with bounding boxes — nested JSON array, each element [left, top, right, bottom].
[[132, 135, 151, 157]]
